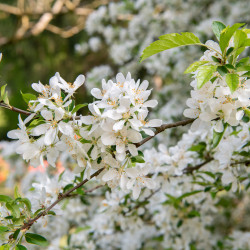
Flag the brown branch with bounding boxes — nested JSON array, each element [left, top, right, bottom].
[[231, 160, 250, 166], [0, 103, 195, 139], [183, 158, 214, 174], [0, 102, 33, 116], [135, 118, 195, 148], [20, 167, 104, 230]]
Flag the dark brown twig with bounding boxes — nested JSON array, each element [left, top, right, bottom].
[[20, 167, 104, 230], [135, 118, 195, 148]]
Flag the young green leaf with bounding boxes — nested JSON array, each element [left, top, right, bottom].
[[14, 186, 21, 199], [225, 73, 239, 93], [219, 23, 245, 55], [6, 202, 20, 218], [213, 123, 228, 148], [0, 195, 13, 203], [141, 32, 202, 61], [131, 155, 145, 163], [16, 245, 27, 250], [212, 21, 226, 40], [196, 65, 217, 89], [25, 233, 49, 247], [184, 61, 209, 74], [20, 198, 32, 212], [234, 30, 247, 49], [72, 103, 88, 114], [0, 226, 9, 233], [21, 91, 37, 104]]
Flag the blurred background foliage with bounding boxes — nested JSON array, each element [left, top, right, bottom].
[[0, 0, 112, 140]]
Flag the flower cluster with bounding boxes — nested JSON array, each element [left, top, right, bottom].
[[81, 72, 162, 161], [7, 72, 162, 199], [7, 73, 85, 168], [184, 40, 250, 132]]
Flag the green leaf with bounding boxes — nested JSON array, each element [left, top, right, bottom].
[[141, 32, 202, 61], [212, 21, 226, 40], [21, 91, 37, 104], [244, 108, 250, 118], [6, 202, 20, 218], [13, 229, 20, 240], [187, 210, 200, 218], [236, 57, 249, 68], [217, 66, 229, 76], [225, 73, 239, 93], [48, 211, 56, 216], [131, 155, 145, 163], [1, 84, 7, 98], [0, 226, 9, 233], [219, 23, 245, 55], [16, 245, 27, 250], [213, 123, 228, 148], [234, 30, 247, 49], [188, 142, 206, 152], [196, 65, 217, 89], [184, 61, 209, 74], [14, 186, 21, 199], [0, 85, 10, 106], [25, 233, 49, 247], [72, 103, 88, 114], [20, 198, 32, 212], [0, 195, 13, 203], [79, 138, 92, 144], [28, 118, 45, 128], [178, 190, 202, 201], [236, 65, 250, 72]]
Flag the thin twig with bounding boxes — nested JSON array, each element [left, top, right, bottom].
[[0, 102, 195, 145], [183, 158, 214, 174], [0, 102, 33, 116], [20, 167, 104, 230], [135, 118, 195, 148]]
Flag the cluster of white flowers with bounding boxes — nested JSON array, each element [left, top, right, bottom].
[[6, 72, 162, 199], [7, 73, 85, 168], [184, 41, 250, 132], [1, 1, 250, 249]]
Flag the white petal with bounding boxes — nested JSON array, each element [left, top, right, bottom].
[[31, 124, 50, 136], [81, 115, 95, 125], [41, 110, 53, 121], [101, 132, 116, 145], [116, 139, 125, 154], [116, 72, 125, 84], [44, 127, 57, 145], [113, 120, 125, 131], [139, 80, 149, 91], [214, 120, 224, 133], [147, 119, 162, 127], [54, 107, 64, 121], [102, 169, 117, 182], [128, 144, 138, 156], [91, 88, 103, 99], [183, 108, 199, 118], [142, 128, 154, 136], [24, 113, 36, 124], [127, 130, 142, 143], [144, 178, 156, 189], [132, 185, 141, 199], [58, 121, 73, 136], [74, 74, 85, 88], [236, 110, 244, 120], [143, 100, 158, 108]]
